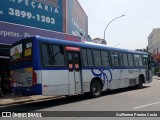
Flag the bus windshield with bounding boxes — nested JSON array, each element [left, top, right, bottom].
[[10, 38, 32, 69]]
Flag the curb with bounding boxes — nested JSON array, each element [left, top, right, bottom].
[[153, 76, 160, 80], [0, 95, 59, 106]]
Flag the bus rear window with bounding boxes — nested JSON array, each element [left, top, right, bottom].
[[10, 39, 32, 63]]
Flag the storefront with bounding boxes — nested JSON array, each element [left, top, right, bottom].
[[0, 44, 11, 93]]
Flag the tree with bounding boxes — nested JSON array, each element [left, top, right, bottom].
[[153, 53, 160, 63], [135, 48, 147, 52]]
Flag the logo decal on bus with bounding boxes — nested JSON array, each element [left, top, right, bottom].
[[91, 68, 112, 84]]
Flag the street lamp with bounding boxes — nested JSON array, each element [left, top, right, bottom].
[[103, 15, 125, 44]]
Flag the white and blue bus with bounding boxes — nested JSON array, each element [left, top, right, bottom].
[[10, 36, 152, 97]]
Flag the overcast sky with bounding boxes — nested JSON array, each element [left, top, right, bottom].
[[78, 0, 160, 50]]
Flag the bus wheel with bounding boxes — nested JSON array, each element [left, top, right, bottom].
[[90, 80, 102, 97], [136, 77, 143, 89]]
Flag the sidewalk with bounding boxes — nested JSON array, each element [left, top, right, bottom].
[[153, 76, 160, 80], [0, 93, 59, 106]]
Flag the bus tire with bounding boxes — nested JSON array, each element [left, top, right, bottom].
[[136, 77, 143, 89], [90, 80, 102, 97]]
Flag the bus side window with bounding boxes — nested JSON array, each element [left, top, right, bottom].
[[82, 48, 94, 67], [41, 43, 65, 66], [119, 53, 123, 67], [128, 54, 134, 67], [86, 49, 94, 66], [133, 54, 143, 67], [82, 49, 88, 66], [101, 51, 110, 67], [138, 55, 143, 67], [133, 54, 139, 67], [93, 50, 102, 67], [111, 52, 120, 67], [122, 53, 129, 67]]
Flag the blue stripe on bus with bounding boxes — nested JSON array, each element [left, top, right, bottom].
[[33, 39, 41, 71], [91, 68, 112, 84], [81, 66, 145, 70]]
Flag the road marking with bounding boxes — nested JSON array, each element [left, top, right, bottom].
[[134, 102, 160, 109], [80, 96, 110, 105]]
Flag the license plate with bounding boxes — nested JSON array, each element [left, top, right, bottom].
[[17, 83, 23, 87]]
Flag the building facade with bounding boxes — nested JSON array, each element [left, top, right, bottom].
[[148, 28, 160, 54]]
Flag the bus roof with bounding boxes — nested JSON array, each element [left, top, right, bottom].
[[31, 36, 148, 55]]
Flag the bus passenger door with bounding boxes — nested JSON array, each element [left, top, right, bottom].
[[67, 52, 82, 94], [143, 57, 151, 82]]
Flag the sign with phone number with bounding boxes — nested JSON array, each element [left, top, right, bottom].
[[0, 0, 63, 32]]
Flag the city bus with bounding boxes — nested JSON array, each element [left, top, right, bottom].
[[10, 36, 152, 97]]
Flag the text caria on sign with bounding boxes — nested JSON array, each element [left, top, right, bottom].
[[9, 0, 59, 14]]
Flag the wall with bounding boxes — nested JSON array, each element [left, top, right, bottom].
[[148, 28, 160, 54]]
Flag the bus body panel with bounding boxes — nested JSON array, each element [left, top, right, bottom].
[[82, 68, 147, 91], [41, 70, 69, 96]]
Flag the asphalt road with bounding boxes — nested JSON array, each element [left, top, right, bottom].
[[0, 78, 160, 119], [38, 78, 160, 111]]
